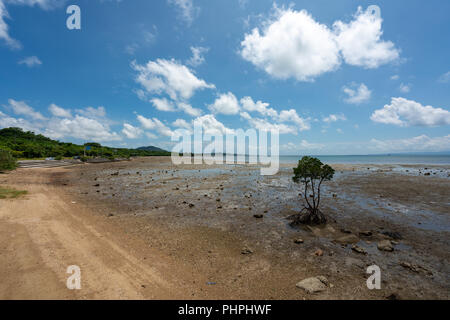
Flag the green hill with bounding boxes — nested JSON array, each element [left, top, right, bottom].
[[137, 146, 167, 152], [0, 127, 170, 159]]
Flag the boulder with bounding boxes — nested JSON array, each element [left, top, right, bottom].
[[351, 244, 367, 255], [314, 249, 323, 256], [334, 234, 359, 244], [296, 276, 329, 294], [377, 240, 394, 252]]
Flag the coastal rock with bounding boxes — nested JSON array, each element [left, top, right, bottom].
[[351, 244, 367, 255], [381, 231, 402, 240], [400, 261, 432, 276], [377, 240, 394, 252], [334, 234, 359, 244], [314, 249, 323, 256], [296, 276, 329, 294]]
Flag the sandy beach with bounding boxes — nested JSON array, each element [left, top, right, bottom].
[[0, 157, 449, 299]]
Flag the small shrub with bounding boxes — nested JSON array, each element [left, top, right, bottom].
[[0, 149, 17, 172]]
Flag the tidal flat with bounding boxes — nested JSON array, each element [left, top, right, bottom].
[[62, 157, 450, 299]]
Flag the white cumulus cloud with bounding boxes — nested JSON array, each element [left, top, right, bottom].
[[240, 96, 277, 118], [208, 92, 240, 115], [240, 5, 399, 81], [240, 7, 340, 81], [167, 0, 199, 26], [333, 6, 399, 68], [371, 97, 450, 127], [132, 58, 214, 101], [370, 135, 450, 153], [18, 55, 42, 67], [4, 98, 47, 120], [122, 123, 143, 139], [323, 113, 346, 123], [48, 103, 71, 118], [193, 114, 235, 135], [187, 46, 208, 67], [151, 97, 176, 112], [45, 115, 121, 142], [137, 115, 174, 137], [342, 83, 371, 104]]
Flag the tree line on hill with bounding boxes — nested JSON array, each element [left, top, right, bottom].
[[0, 127, 170, 171]]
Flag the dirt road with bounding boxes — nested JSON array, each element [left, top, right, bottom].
[[0, 167, 190, 299]]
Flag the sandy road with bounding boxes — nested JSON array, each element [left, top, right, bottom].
[[0, 167, 184, 299]]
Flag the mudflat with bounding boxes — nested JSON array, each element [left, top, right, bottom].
[[0, 157, 449, 299]]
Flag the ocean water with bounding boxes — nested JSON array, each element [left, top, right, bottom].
[[278, 154, 450, 165]]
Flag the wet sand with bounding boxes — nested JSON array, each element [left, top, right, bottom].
[[1, 157, 449, 299]]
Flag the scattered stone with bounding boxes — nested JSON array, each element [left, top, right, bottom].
[[400, 261, 432, 276], [381, 231, 402, 240], [107, 213, 114, 217], [253, 214, 263, 219], [424, 172, 431, 176], [216, 198, 221, 202], [351, 244, 367, 255], [93, 184, 100, 187], [189, 203, 195, 208], [334, 234, 359, 244], [296, 276, 329, 294], [294, 238, 304, 244], [359, 231, 372, 237], [264, 210, 268, 213], [332, 194, 337, 198], [377, 240, 394, 252], [314, 249, 323, 256], [340, 228, 352, 234], [241, 247, 253, 255]]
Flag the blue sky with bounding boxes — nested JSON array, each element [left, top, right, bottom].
[[0, 0, 449, 155]]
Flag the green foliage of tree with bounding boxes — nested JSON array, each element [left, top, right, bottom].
[[0, 149, 17, 172], [0, 127, 170, 160], [292, 156, 335, 225]]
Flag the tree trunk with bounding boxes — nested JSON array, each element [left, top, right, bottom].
[[291, 207, 327, 226]]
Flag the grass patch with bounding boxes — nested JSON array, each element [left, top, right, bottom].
[[0, 187, 28, 199]]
